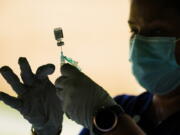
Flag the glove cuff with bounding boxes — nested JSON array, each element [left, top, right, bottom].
[[87, 94, 117, 133], [31, 126, 62, 135]]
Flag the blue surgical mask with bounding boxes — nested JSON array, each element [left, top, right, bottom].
[[129, 34, 180, 95]]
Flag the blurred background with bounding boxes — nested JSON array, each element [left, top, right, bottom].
[[0, 0, 144, 134]]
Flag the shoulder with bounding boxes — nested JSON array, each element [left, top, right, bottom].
[[114, 92, 153, 116]]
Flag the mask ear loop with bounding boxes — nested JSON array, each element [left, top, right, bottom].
[[129, 38, 136, 62], [172, 38, 180, 66]]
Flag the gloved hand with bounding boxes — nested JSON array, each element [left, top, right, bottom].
[[0, 57, 63, 135], [55, 64, 117, 132]]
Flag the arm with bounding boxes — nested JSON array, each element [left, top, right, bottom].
[[104, 114, 145, 135], [55, 64, 145, 135]]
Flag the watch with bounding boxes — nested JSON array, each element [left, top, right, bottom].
[[92, 105, 125, 135]]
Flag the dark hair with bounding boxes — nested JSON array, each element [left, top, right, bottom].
[[131, 0, 180, 11], [160, 0, 180, 11]]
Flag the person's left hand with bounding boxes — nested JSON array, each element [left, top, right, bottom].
[[0, 57, 63, 135], [55, 64, 116, 132]]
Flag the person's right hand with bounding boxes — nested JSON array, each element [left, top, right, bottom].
[[0, 57, 63, 135], [55, 64, 117, 132]]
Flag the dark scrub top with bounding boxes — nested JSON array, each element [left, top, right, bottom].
[[79, 92, 180, 135]]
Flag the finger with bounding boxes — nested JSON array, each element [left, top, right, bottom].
[[56, 88, 64, 101], [55, 76, 68, 89], [36, 64, 55, 79], [61, 64, 80, 77], [18, 57, 35, 85], [55, 76, 64, 100], [0, 92, 22, 110], [0, 66, 25, 95]]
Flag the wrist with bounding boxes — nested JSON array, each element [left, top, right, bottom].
[[92, 105, 125, 135]]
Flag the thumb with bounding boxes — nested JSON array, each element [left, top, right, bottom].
[[36, 64, 55, 79], [61, 64, 80, 77]]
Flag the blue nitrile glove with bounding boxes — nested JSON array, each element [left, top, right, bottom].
[[55, 64, 117, 132], [0, 57, 63, 135]]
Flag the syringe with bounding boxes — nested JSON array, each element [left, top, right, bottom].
[[54, 27, 81, 70], [54, 27, 65, 66]]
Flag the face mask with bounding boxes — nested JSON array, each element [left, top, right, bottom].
[[129, 34, 180, 95]]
